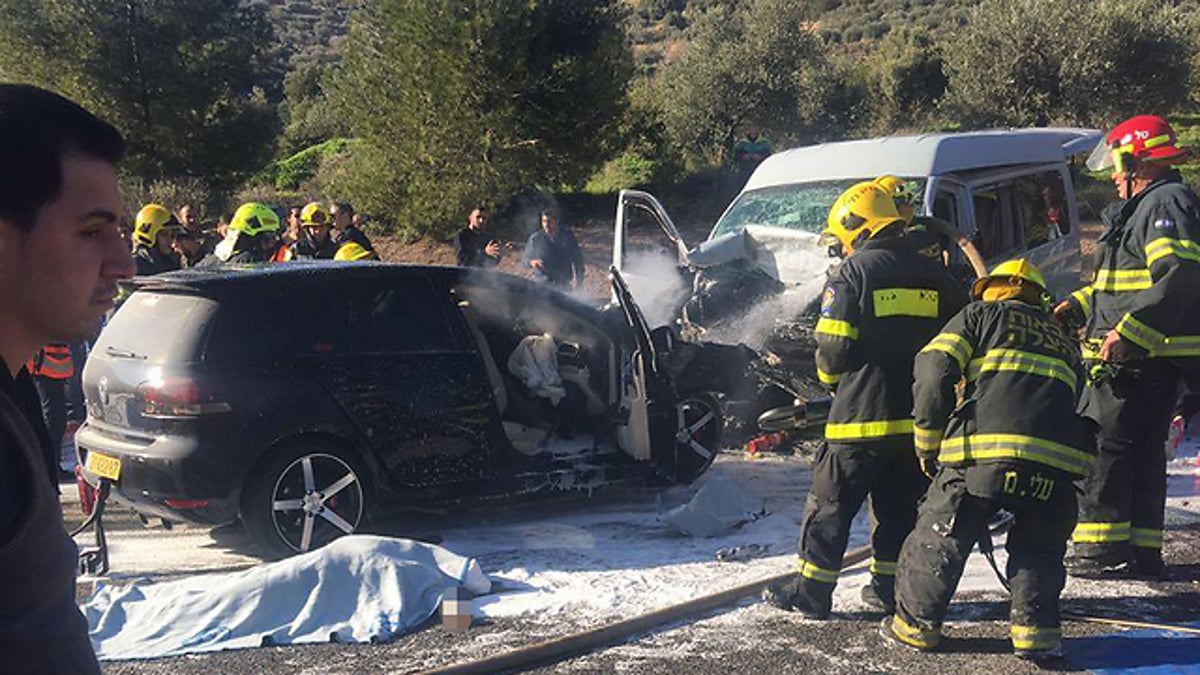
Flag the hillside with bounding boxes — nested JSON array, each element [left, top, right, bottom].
[[262, 0, 350, 66], [262, 0, 977, 73]]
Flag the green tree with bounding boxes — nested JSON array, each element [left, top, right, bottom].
[[655, 0, 854, 167], [278, 60, 349, 156], [862, 28, 947, 133], [0, 0, 279, 189], [943, 0, 1195, 127], [332, 0, 633, 238]]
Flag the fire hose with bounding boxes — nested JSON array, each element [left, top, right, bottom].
[[69, 477, 112, 577]]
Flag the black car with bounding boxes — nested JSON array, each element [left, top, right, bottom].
[[76, 263, 721, 555]]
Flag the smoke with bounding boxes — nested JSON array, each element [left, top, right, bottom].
[[702, 279, 825, 350], [620, 249, 692, 329]]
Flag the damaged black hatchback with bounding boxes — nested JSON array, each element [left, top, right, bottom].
[[76, 263, 721, 555]]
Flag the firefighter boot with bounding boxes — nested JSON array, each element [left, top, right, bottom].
[[762, 575, 831, 619], [860, 576, 895, 613]]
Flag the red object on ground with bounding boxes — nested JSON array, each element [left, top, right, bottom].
[[746, 431, 790, 456], [76, 464, 96, 516]]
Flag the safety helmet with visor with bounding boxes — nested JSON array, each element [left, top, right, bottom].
[[873, 174, 917, 223], [133, 203, 182, 248], [334, 242, 375, 262], [819, 181, 906, 256], [970, 258, 1051, 309], [1085, 115, 1192, 174], [228, 202, 281, 237], [300, 201, 330, 226]]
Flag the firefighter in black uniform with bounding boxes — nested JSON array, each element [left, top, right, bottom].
[[1055, 115, 1200, 578], [131, 204, 182, 276], [764, 181, 968, 618], [881, 259, 1094, 660]]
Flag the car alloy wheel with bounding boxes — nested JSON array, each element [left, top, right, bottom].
[[269, 452, 364, 552], [672, 394, 722, 482]]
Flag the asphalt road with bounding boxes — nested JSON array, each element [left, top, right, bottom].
[[67, 468, 1200, 675]]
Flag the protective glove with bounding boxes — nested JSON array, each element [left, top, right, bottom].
[[918, 454, 939, 480]]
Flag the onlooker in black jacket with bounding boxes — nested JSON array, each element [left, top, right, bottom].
[[455, 205, 502, 268], [0, 83, 135, 673]]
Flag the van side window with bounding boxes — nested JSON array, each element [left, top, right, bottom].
[[970, 170, 1070, 259]]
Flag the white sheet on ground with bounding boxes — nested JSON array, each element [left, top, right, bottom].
[[84, 535, 491, 660], [507, 333, 565, 405], [661, 471, 767, 537]]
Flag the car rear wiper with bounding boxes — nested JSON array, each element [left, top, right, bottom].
[[105, 346, 147, 360]]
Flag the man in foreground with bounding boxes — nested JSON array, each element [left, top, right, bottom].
[[884, 260, 1093, 661], [0, 83, 134, 672]]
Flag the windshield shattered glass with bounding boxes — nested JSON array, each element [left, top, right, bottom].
[[710, 178, 927, 239]]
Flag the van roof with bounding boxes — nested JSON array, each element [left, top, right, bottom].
[[744, 128, 1103, 190]]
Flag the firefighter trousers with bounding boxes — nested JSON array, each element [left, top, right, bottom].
[[793, 437, 928, 615], [891, 463, 1077, 651], [1076, 360, 1178, 567]]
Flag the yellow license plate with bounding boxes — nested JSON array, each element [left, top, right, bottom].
[[85, 451, 121, 481]]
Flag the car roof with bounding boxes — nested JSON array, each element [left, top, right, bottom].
[[125, 261, 605, 315], [743, 127, 1103, 190]]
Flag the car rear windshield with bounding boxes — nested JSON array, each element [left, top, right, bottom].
[[95, 291, 219, 364]]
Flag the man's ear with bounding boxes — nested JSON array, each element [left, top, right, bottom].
[[0, 218, 22, 273]]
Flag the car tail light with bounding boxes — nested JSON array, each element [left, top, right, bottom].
[[136, 377, 231, 419]]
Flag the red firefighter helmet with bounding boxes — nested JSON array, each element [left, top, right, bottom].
[[1086, 115, 1191, 173]]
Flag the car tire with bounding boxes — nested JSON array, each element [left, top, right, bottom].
[[241, 440, 369, 558], [669, 393, 723, 484]]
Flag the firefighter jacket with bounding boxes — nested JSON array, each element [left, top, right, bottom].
[[133, 244, 180, 276], [26, 343, 74, 381], [815, 233, 968, 443], [913, 299, 1094, 478], [1061, 175, 1200, 359]]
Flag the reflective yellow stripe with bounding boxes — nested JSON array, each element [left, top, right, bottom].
[[1145, 237, 1200, 266], [921, 332, 973, 370], [1115, 314, 1166, 353], [825, 419, 914, 441], [1130, 527, 1163, 549], [914, 426, 944, 453], [1070, 287, 1093, 319], [795, 557, 839, 584], [939, 433, 1093, 476], [1011, 625, 1061, 651], [873, 288, 939, 318], [1158, 335, 1200, 357], [817, 367, 842, 386], [1143, 133, 1173, 149], [965, 349, 1077, 391], [1080, 338, 1103, 361], [870, 559, 898, 576], [815, 317, 859, 340], [1072, 521, 1131, 544], [890, 614, 941, 649], [1092, 268, 1153, 292]]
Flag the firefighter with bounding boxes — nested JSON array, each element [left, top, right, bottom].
[[197, 202, 281, 266], [292, 201, 338, 260], [882, 259, 1093, 660], [763, 181, 968, 618], [131, 203, 182, 275], [1055, 115, 1200, 578]]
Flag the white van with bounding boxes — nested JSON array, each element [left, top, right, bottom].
[[613, 127, 1102, 305]]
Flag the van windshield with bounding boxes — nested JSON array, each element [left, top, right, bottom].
[[710, 178, 926, 239], [96, 292, 218, 364]]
